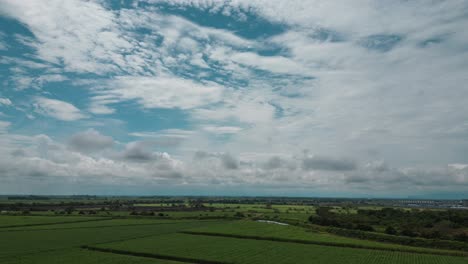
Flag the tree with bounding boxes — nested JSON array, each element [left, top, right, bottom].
[[234, 212, 245, 218], [401, 229, 418, 237], [356, 224, 375, 232], [385, 226, 398, 235], [65, 207, 74, 215]]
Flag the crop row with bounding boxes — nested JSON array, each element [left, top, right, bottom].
[[0, 215, 108, 228], [92, 233, 468, 264], [0, 219, 217, 260], [180, 231, 467, 257], [184, 220, 466, 256]]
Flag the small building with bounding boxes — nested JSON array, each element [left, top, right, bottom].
[[463, 200, 468, 207]]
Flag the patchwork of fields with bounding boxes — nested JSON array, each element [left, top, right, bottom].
[[1, 215, 467, 264]]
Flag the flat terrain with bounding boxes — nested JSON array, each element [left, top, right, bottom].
[[93, 233, 467, 264], [1, 215, 467, 264], [0, 215, 105, 228]]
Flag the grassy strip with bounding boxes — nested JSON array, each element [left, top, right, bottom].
[[81, 245, 232, 264], [0, 217, 113, 229], [180, 231, 468, 257]]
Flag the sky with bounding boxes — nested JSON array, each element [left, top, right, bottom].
[[0, 0, 468, 198]]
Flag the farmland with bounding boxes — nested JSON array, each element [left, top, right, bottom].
[[1, 196, 467, 263], [92, 233, 467, 264]]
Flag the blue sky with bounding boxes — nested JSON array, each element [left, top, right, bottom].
[[1, 0, 468, 198]]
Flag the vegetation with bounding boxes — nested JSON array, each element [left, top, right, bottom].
[[183, 221, 467, 256], [1, 196, 467, 263], [93, 233, 468, 264], [307, 207, 468, 248]]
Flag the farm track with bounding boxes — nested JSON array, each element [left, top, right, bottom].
[[180, 231, 468, 257], [81, 245, 232, 264], [0, 217, 113, 229]]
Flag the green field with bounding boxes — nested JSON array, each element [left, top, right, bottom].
[[2, 249, 182, 264], [94, 233, 468, 264], [1, 211, 467, 263], [183, 220, 466, 255], [0, 217, 217, 263], [0, 215, 106, 228]]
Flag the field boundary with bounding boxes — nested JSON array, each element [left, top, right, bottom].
[[0, 217, 113, 229], [180, 231, 468, 257], [0, 220, 221, 233], [81, 245, 232, 264]]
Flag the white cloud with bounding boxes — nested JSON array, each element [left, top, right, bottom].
[[1, 0, 468, 196], [0, 98, 12, 106], [130, 129, 194, 139], [0, 0, 257, 78], [93, 76, 224, 110], [153, 1, 468, 38], [88, 103, 115, 115], [0, 0, 131, 74], [202, 126, 243, 134], [193, 90, 276, 124], [0, 120, 10, 133], [211, 49, 309, 76], [34, 97, 86, 121], [129, 129, 194, 148], [0, 32, 6, 50], [68, 129, 114, 153], [0, 128, 467, 195]]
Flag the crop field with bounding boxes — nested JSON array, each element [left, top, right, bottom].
[[2, 218, 206, 232], [0, 216, 220, 263], [0, 215, 105, 228], [2, 249, 183, 264], [2, 200, 467, 264], [93, 233, 468, 264], [183, 221, 466, 255]]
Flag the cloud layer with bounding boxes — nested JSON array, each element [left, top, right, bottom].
[[1, 0, 468, 197]]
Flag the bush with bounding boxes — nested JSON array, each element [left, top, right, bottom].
[[356, 224, 375, 232], [401, 229, 418, 237], [385, 226, 398, 235], [234, 212, 245, 218]]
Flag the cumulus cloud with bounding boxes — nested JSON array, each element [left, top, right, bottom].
[[263, 156, 296, 170], [119, 141, 155, 162], [1, 0, 468, 196], [192, 151, 238, 170], [302, 156, 356, 171], [34, 97, 86, 121], [117, 141, 177, 164], [221, 153, 239, 170], [68, 129, 114, 153], [0, 129, 467, 196]]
